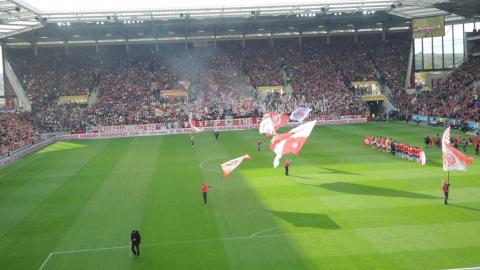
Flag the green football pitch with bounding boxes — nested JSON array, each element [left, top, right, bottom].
[[0, 122, 479, 270]]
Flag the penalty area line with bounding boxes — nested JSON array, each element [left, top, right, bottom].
[[38, 252, 54, 270], [37, 230, 302, 270]]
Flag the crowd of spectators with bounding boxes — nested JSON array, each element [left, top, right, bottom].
[[0, 112, 40, 155], [368, 39, 411, 111], [279, 40, 369, 117], [243, 42, 284, 87], [412, 56, 480, 121], [2, 37, 408, 138], [334, 42, 378, 83]]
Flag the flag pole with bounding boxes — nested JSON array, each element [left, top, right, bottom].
[[447, 171, 450, 184]]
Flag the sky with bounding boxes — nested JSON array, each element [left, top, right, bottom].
[[25, 0, 358, 12]]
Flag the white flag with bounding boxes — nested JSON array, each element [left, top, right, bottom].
[[290, 107, 312, 123]]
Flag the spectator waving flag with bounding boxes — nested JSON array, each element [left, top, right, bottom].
[[269, 121, 316, 168], [189, 113, 202, 133], [221, 154, 252, 177], [442, 127, 473, 171], [290, 107, 311, 123], [259, 112, 289, 136]]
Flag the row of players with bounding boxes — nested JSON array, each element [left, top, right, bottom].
[[367, 136, 425, 164]]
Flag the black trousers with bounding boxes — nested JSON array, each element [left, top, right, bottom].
[[203, 192, 207, 204], [284, 166, 289, 176], [444, 191, 449, 204], [131, 242, 140, 256], [476, 148, 479, 155]]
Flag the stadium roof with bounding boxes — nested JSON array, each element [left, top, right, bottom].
[[0, 0, 42, 39], [1, 0, 477, 47]]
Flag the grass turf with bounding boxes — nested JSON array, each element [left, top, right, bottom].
[[0, 122, 479, 270]]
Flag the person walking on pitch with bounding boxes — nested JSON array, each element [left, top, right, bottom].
[[202, 183, 212, 204], [442, 179, 450, 205], [214, 131, 219, 140], [130, 230, 141, 257], [191, 134, 195, 148]]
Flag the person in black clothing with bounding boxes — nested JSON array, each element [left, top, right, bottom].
[[284, 160, 289, 176], [214, 131, 219, 140], [424, 136, 430, 148], [131, 230, 141, 257]]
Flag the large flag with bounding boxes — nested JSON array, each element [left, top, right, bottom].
[[269, 120, 316, 168], [442, 127, 473, 171], [259, 112, 289, 136], [290, 107, 311, 123], [189, 113, 202, 133], [221, 154, 252, 177]]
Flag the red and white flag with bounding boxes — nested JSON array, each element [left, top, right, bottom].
[[442, 127, 473, 171], [221, 154, 252, 177], [189, 113, 202, 133], [269, 120, 316, 168], [259, 112, 289, 136], [290, 107, 311, 123]]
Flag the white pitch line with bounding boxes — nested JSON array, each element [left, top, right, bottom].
[[199, 161, 221, 173], [38, 252, 54, 270], [53, 245, 130, 255], [442, 267, 480, 270], [39, 226, 480, 270], [130, 137, 138, 145], [249, 225, 283, 238], [37, 230, 298, 270]]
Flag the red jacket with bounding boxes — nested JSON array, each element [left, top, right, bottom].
[[202, 183, 208, 193], [442, 182, 450, 192]]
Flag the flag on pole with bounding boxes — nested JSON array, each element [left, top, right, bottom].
[[290, 107, 311, 123], [221, 154, 252, 177], [442, 127, 473, 171], [269, 120, 316, 168], [259, 112, 289, 136], [189, 113, 202, 133]]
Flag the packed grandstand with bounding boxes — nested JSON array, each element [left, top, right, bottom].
[[0, 1, 479, 158]]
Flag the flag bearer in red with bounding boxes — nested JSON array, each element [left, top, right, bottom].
[[284, 160, 289, 176], [442, 179, 450, 205], [202, 183, 211, 204]]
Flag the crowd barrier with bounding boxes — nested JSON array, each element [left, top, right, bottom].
[[63, 118, 367, 140], [412, 114, 479, 130], [0, 137, 58, 168]]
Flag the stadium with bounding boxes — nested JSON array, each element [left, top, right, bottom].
[[0, 0, 479, 269]]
